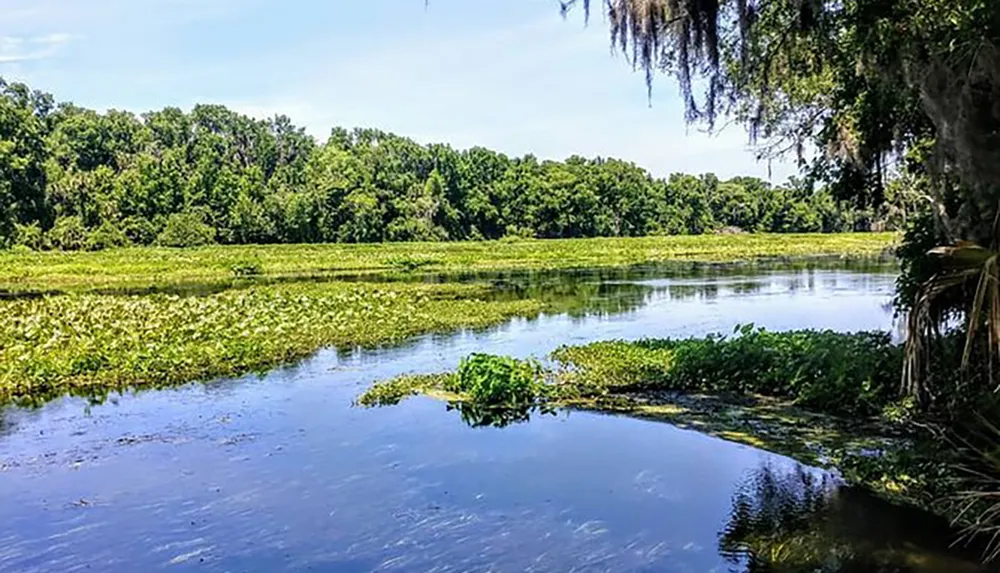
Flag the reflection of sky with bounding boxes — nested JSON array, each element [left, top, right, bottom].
[[0, 268, 906, 572]]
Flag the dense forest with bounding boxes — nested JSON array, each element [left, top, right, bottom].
[[0, 79, 898, 250]]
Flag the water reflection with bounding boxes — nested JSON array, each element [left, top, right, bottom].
[[721, 464, 988, 572], [445, 402, 556, 429], [0, 256, 895, 301]]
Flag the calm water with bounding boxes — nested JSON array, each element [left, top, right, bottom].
[[0, 264, 991, 572]]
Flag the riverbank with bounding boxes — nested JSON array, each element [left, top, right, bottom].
[[0, 233, 894, 294]]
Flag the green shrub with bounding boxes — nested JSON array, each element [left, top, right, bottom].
[[14, 223, 46, 250], [156, 213, 216, 248], [86, 221, 131, 251], [449, 353, 546, 407], [121, 216, 158, 246], [48, 216, 88, 251]]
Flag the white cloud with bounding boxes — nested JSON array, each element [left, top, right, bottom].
[[0, 33, 73, 64]]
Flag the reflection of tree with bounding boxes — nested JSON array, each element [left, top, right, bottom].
[[378, 259, 898, 322], [719, 463, 987, 572], [487, 278, 655, 320], [445, 402, 555, 429]]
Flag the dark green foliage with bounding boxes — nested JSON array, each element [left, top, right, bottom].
[[120, 216, 158, 246], [156, 213, 216, 248], [0, 78, 889, 252], [0, 80, 51, 249]]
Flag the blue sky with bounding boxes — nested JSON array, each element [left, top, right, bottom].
[[0, 0, 794, 180]]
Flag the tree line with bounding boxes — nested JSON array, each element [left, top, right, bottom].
[[0, 79, 896, 250]]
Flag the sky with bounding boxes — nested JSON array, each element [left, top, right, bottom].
[[0, 0, 796, 180]]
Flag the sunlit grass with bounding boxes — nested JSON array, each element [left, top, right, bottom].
[[0, 282, 541, 406], [0, 232, 896, 293]]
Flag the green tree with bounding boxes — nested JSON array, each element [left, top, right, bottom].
[[156, 212, 216, 247], [0, 80, 51, 246]]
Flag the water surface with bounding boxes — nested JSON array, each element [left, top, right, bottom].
[[1, 265, 989, 572]]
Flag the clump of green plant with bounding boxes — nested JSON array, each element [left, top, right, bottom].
[[230, 260, 263, 277], [554, 326, 903, 417], [121, 216, 159, 246], [48, 216, 88, 251], [86, 221, 131, 251], [551, 340, 672, 396], [357, 356, 556, 429], [447, 353, 548, 408], [14, 223, 46, 251]]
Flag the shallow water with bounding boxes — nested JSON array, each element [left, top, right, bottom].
[[0, 265, 991, 572]]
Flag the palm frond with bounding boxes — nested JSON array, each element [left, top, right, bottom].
[[903, 242, 999, 400]]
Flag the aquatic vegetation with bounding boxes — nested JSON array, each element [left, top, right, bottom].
[[550, 340, 673, 397], [0, 233, 895, 294], [449, 354, 548, 407], [229, 260, 263, 277], [357, 355, 554, 426], [0, 283, 542, 406], [554, 326, 903, 417], [355, 373, 456, 407], [362, 327, 904, 420]]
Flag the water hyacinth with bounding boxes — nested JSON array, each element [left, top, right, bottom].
[[0, 282, 542, 406]]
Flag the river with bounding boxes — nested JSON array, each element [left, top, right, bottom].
[[1, 262, 992, 572]]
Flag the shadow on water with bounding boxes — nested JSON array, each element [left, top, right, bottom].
[[720, 463, 991, 572]]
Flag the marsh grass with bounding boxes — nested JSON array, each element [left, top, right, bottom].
[[0, 233, 895, 294]]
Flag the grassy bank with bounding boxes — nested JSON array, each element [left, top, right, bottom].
[[0, 232, 895, 293]]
